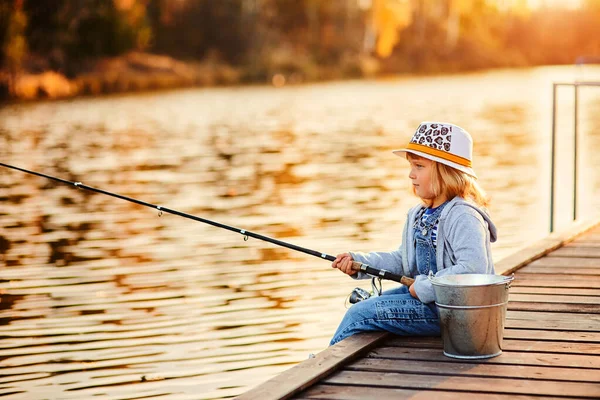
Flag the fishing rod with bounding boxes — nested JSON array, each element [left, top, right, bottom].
[[0, 162, 415, 287]]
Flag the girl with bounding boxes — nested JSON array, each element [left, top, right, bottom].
[[330, 122, 497, 345]]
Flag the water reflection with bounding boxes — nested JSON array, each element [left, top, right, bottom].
[[1, 66, 600, 399]]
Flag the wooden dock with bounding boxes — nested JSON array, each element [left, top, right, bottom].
[[237, 219, 600, 399]]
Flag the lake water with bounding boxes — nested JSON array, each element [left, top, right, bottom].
[[1, 65, 600, 399]]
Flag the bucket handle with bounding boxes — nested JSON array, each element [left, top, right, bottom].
[[428, 271, 515, 287]]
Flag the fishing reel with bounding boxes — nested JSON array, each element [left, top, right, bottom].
[[347, 277, 382, 306]]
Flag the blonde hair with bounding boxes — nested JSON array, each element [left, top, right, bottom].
[[407, 153, 489, 207]]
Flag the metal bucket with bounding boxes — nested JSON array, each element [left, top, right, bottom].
[[429, 273, 514, 359]]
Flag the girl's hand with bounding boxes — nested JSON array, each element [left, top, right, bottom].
[[409, 283, 419, 299], [332, 253, 356, 276]]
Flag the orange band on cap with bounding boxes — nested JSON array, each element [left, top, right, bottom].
[[406, 143, 472, 167]]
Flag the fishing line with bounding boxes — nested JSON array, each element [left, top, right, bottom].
[[0, 162, 415, 286]]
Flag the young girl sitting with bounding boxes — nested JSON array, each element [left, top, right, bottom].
[[330, 121, 497, 345]]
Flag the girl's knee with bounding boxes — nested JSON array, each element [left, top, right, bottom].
[[345, 298, 378, 320]]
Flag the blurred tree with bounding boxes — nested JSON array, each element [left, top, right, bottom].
[[266, 0, 311, 55], [0, 1, 12, 67], [66, 1, 137, 58], [3, 0, 27, 95], [22, 0, 68, 71], [370, 0, 413, 57], [22, 0, 149, 75], [382, 0, 513, 72], [114, 0, 152, 51], [149, 0, 247, 64]]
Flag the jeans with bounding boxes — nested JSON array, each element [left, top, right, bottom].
[[329, 285, 440, 345], [330, 205, 445, 345]]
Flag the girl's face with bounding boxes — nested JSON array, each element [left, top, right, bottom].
[[408, 155, 438, 203]]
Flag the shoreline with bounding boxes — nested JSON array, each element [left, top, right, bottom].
[[0, 52, 578, 105], [1, 51, 382, 104], [0, 52, 246, 103]]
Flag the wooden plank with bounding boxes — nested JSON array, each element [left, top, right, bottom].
[[509, 286, 600, 296], [571, 237, 600, 244], [572, 234, 600, 239], [505, 318, 600, 332], [509, 293, 600, 304], [501, 338, 600, 353], [528, 257, 600, 268], [518, 266, 600, 274], [375, 329, 600, 347], [324, 370, 600, 398], [507, 310, 600, 322], [348, 357, 600, 382], [512, 273, 600, 281], [235, 331, 389, 400], [297, 384, 567, 400], [566, 241, 600, 248], [550, 247, 600, 258], [367, 346, 600, 368], [511, 278, 600, 288], [503, 328, 600, 342], [384, 337, 600, 354], [507, 301, 600, 313]]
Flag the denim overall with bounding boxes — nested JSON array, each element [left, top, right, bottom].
[[413, 202, 448, 276], [330, 204, 447, 345]]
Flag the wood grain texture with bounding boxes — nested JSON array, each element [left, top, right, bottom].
[[367, 346, 600, 368], [527, 256, 600, 267], [383, 337, 600, 354], [551, 247, 600, 258], [298, 385, 568, 400], [348, 357, 600, 382], [324, 370, 600, 398], [509, 293, 600, 304]]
